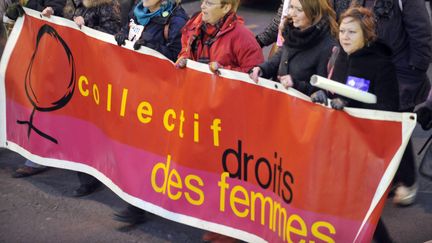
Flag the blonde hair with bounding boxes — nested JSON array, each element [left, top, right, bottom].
[[221, 0, 240, 12]]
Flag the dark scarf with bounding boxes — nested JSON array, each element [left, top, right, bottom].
[[283, 17, 330, 49], [190, 12, 236, 63]]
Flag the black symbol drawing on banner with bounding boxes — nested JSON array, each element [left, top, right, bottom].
[[17, 24, 76, 144]]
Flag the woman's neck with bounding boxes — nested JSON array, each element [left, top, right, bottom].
[[148, 4, 161, 13]]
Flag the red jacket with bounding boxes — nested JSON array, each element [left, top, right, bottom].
[[178, 12, 264, 73]]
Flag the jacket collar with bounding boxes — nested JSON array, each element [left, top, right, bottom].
[[184, 11, 242, 38]]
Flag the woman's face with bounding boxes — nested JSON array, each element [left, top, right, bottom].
[[288, 0, 312, 30], [200, 0, 231, 25], [143, 0, 162, 12], [339, 17, 365, 55]]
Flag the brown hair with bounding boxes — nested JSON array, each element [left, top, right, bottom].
[[220, 0, 239, 12], [285, 0, 338, 37], [339, 6, 377, 43]]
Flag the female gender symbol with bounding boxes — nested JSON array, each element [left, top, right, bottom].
[[17, 24, 76, 144]]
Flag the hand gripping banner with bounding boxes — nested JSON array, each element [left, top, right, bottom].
[[0, 9, 416, 243]]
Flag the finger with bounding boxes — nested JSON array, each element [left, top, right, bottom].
[[252, 71, 260, 80], [252, 74, 259, 83], [211, 68, 220, 75], [332, 101, 343, 110], [175, 59, 186, 68], [282, 80, 289, 88]]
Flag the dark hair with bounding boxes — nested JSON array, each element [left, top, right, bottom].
[[285, 0, 338, 37], [339, 6, 377, 43]]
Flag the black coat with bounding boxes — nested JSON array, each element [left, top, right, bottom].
[[72, 0, 121, 35], [259, 18, 336, 96], [332, 41, 400, 111], [255, 1, 283, 47], [27, 0, 66, 16], [332, 0, 432, 110]]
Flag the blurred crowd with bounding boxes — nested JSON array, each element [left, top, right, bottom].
[[1, 0, 432, 242]]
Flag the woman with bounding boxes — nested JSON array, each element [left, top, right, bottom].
[[331, 0, 432, 206], [68, 0, 121, 35], [330, 0, 430, 111], [176, 0, 264, 73], [249, 0, 337, 96], [114, 0, 188, 62], [311, 7, 399, 112], [311, 6, 398, 242]]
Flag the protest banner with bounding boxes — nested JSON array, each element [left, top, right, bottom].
[[0, 9, 416, 242]]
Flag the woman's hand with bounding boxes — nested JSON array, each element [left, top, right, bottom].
[[249, 67, 262, 83], [74, 16, 85, 28], [278, 75, 293, 89], [114, 32, 127, 46], [311, 90, 328, 105], [331, 98, 348, 110], [41, 7, 54, 17], [209, 62, 221, 75], [175, 58, 187, 69]]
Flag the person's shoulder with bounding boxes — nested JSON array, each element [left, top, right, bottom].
[[172, 5, 188, 17], [181, 11, 200, 32], [316, 33, 337, 54], [322, 30, 337, 44], [170, 5, 188, 22], [231, 17, 253, 35], [229, 25, 255, 44], [368, 40, 393, 59], [229, 24, 260, 50]]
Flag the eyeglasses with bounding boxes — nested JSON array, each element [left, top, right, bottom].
[[201, 0, 223, 7]]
